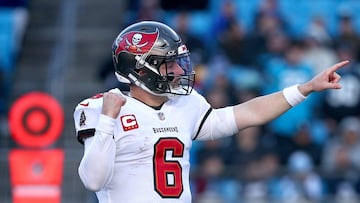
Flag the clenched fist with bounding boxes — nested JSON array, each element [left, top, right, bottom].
[[101, 92, 127, 119]]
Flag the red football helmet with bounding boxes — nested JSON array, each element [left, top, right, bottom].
[[112, 21, 195, 96]]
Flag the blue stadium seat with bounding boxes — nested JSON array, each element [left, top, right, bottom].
[[0, 8, 15, 75]]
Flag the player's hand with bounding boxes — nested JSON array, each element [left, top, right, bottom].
[[299, 60, 349, 96], [102, 92, 127, 119]]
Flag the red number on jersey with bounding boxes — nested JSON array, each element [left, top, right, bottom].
[[153, 137, 184, 198]]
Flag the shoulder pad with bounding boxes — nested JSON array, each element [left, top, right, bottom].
[[75, 92, 104, 110], [74, 92, 105, 143]]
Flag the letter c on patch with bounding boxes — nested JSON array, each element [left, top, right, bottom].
[[120, 114, 138, 131]]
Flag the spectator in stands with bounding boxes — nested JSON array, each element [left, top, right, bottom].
[[202, 67, 237, 105], [217, 19, 254, 66], [205, 86, 232, 109], [306, 15, 333, 47], [224, 127, 281, 202], [224, 126, 269, 180], [303, 16, 337, 74], [211, 0, 237, 42], [290, 123, 323, 166], [257, 30, 289, 71], [247, 0, 289, 65], [193, 139, 236, 203], [321, 116, 360, 202], [192, 64, 208, 94], [262, 41, 317, 163], [172, 12, 207, 65], [254, 0, 287, 31], [333, 11, 360, 61], [275, 151, 324, 203], [123, 0, 165, 27], [321, 44, 360, 123], [134, 0, 164, 22], [241, 158, 270, 203]]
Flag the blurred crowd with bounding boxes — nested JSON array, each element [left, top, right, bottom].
[[98, 0, 360, 202], [2, 0, 360, 202]]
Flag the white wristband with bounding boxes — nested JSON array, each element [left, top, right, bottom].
[[283, 84, 307, 107]]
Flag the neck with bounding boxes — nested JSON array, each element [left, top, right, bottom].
[[130, 86, 168, 107]]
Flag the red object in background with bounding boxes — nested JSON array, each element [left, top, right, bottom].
[[8, 92, 65, 203], [9, 149, 64, 203], [8, 92, 64, 148]]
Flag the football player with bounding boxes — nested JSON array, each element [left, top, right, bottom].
[[74, 21, 348, 202]]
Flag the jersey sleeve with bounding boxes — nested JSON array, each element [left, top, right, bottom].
[[73, 97, 103, 144], [187, 90, 212, 139], [189, 90, 238, 141], [194, 107, 238, 141]]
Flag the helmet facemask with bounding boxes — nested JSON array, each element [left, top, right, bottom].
[[135, 53, 195, 96]]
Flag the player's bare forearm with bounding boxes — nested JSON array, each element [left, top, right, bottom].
[[232, 60, 349, 130], [233, 91, 291, 129]]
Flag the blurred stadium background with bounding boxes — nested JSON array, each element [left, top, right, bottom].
[[1, 0, 360, 202]]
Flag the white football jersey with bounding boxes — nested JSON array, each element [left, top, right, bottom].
[[74, 88, 212, 202]]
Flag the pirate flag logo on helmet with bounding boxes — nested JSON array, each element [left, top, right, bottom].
[[114, 30, 159, 56]]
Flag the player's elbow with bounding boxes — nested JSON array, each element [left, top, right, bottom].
[[78, 166, 104, 191], [82, 179, 103, 192], [83, 182, 103, 192]]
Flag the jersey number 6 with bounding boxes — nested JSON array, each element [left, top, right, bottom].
[[153, 137, 184, 198]]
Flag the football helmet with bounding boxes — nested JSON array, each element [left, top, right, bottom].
[[112, 21, 195, 96]]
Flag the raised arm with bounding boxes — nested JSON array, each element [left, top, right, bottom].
[[233, 60, 349, 130], [78, 91, 126, 191]]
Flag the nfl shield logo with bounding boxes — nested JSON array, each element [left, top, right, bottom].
[[157, 112, 165, 121]]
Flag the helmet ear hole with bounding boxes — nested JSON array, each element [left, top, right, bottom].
[[156, 82, 166, 91], [147, 56, 164, 69], [153, 60, 158, 66], [115, 52, 137, 75]]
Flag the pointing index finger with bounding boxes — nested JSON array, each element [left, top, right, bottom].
[[329, 60, 349, 73]]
